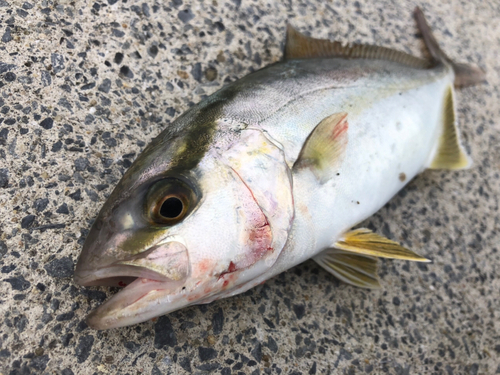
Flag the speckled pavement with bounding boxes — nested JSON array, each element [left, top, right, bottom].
[[0, 0, 499, 374]]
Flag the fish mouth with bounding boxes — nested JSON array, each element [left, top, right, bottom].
[[84, 275, 187, 330], [75, 265, 171, 287], [74, 240, 191, 329]]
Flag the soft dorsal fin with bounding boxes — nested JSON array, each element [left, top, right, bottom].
[[313, 249, 381, 289], [428, 86, 471, 170], [285, 24, 430, 69], [334, 228, 430, 262], [293, 112, 348, 183]]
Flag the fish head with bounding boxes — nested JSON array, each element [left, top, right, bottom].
[[75, 119, 293, 329]]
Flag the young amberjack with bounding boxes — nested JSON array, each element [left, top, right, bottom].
[[74, 8, 485, 329]]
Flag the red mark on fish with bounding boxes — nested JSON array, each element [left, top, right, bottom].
[[330, 114, 348, 141]]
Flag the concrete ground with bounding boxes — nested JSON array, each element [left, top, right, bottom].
[[1, 0, 499, 374]]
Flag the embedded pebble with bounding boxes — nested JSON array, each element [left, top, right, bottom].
[[0, 168, 8, 188], [5, 275, 31, 291], [39, 118, 53, 130], [75, 335, 94, 363], [44, 257, 74, 278], [154, 316, 177, 349]]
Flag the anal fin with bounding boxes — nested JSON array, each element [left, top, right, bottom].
[[313, 249, 381, 289], [429, 86, 472, 170]]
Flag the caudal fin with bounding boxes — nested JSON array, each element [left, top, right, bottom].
[[414, 7, 486, 87]]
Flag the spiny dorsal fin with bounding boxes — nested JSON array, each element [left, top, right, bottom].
[[414, 7, 485, 87], [313, 249, 381, 289], [335, 228, 430, 262], [429, 86, 471, 170], [293, 112, 348, 183], [285, 24, 430, 69]]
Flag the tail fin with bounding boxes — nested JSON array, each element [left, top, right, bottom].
[[414, 7, 486, 87]]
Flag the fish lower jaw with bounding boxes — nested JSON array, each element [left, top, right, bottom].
[[85, 276, 188, 330], [74, 264, 190, 329], [81, 271, 246, 329]]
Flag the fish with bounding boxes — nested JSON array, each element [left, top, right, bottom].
[[74, 7, 485, 330]]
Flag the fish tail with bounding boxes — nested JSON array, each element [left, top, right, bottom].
[[414, 7, 486, 88]]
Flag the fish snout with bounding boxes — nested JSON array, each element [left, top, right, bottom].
[[74, 239, 190, 287]]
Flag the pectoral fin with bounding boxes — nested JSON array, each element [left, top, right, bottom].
[[313, 249, 381, 289], [293, 112, 348, 183], [314, 229, 429, 289], [335, 228, 430, 262]]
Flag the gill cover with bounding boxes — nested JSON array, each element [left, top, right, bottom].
[[221, 129, 294, 269]]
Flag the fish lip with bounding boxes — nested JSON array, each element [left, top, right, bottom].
[[85, 277, 190, 330], [74, 236, 189, 287], [73, 265, 112, 286], [74, 264, 156, 287]]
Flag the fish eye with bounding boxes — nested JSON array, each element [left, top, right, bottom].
[[146, 178, 198, 226], [159, 196, 184, 218]]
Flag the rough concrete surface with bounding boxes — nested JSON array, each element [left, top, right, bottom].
[[0, 0, 499, 374]]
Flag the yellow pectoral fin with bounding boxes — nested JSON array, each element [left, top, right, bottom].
[[335, 228, 431, 262], [313, 249, 381, 289], [314, 229, 429, 289], [293, 112, 349, 183]]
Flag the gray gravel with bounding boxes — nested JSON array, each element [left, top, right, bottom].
[[1, 0, 499, 374]]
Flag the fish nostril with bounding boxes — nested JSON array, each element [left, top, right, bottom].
[[95, 218, 103, 230], [108, 218, 118, 230]]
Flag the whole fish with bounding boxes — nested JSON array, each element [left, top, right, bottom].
[[74, 8, 484, 329]]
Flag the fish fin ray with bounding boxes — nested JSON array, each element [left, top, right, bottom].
[[414, 7, 485, 87], [429, 86, 472, 170], [293, 112, 348, 183], [285, 24, 430, 69], [314, 249, 381, 289], [335, 228, 431, 262]]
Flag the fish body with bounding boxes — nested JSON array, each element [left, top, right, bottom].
[[194, 57, 450, 294], [74, 8, 484, 329]]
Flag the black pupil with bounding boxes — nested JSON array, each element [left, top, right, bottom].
[[160, 197, 183, 218]]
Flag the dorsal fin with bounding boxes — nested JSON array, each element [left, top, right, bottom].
[[428, 86, 471, 170], [293, 112, 349, 183], [285, 24, 431, 69]]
